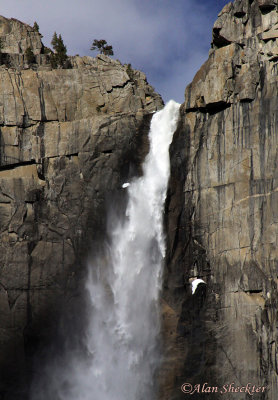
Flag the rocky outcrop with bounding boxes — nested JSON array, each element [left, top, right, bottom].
[[164, 1, 278, 399], [0, 16, 43, 55], [2, 3, 278, 399], [0, 16, 163, 399]]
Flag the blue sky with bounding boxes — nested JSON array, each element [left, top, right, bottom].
[[0, 0, 228, 102]]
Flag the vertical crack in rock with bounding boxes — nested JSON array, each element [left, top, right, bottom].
[[163, 1, 278, 399], [0, 16, 164, 399]]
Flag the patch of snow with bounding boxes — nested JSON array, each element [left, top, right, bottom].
[[192, 279, 206, 294], [122, 183, 130, 188]]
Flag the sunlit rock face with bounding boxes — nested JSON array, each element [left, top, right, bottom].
[[0, 16, 163, 399], [2, 2, 278, 399], [163, 1, 278, 399], [0, 15, 43, 55]]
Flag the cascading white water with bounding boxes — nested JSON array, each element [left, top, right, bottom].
[[33, 100, 180, 400]]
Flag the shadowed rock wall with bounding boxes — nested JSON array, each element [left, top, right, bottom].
[[163, 1, 278, 399], [1, 3, 278, 399], [0, 16, 163, 399]]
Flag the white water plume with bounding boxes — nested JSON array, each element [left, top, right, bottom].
[[33, 100, 180, 400]]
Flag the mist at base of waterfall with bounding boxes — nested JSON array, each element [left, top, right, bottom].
[[31, 100, 180, 400]]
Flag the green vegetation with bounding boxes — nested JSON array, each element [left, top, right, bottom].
[[0, 38, 4, 54], [43, 46, 51, 55], [51, 32, 58, 49], [50, 53, 58, 69], [126, 63, 135, 80], [50, 32, 68, 67], [25, 47, 36, 64], [90, 39, 114, 56], [33, 21, 39, 32]]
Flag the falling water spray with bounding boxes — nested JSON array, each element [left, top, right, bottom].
[[32, 100, 180, 400]]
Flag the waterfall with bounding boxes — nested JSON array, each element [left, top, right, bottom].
[[84, 100, 180, 400], [32, 100, 180, 400]]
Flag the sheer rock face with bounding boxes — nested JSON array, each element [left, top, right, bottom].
[[0, 17, 163, 398], [163, 1, 278, 399], [0, 16, 43, 55]]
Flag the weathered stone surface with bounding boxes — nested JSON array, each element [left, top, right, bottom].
[[0, 17, 163, 399], [0, 16, 43, 55], [186, 0, 278, 113], [260, 26, 278, 40], [185, 43, 258, 110], [258, 0, 277, 11], [212, 0, 278, 48], [163, 1, 278, 399], [3, 3, 278, 399]]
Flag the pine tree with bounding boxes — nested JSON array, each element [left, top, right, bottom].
[[33, 21, 39, 32], [126, 63, 135, 81], [91, 39, 106, 52], [50, 32, 68, 67], [103, 45, 113, 56], [56, 34, 67, 65], [25, 47, 36, 64], [91, 39, 114, 56], [0, 38, 4, 54], [51, 32, 58, 49], [50, 53, 58, 69]]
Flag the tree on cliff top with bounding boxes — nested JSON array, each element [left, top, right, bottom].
[[25, 47, 36, 64], [33, 21, 39, 32], [51, 32, 68, 67], [91, 39, 114, 56], [51, 32, 58, 49]]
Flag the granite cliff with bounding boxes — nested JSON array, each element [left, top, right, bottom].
[[163, 0, 278, 399], [1, 1, 278, 399], [0, 15, 163, 399]]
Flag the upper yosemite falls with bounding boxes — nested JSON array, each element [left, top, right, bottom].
[[0, 0, 277, 399], [31, 100, 180, 400]]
